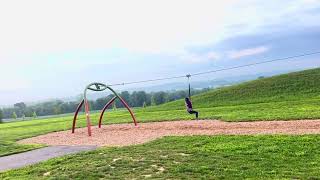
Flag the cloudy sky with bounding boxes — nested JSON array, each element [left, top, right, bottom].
[[1, 0, 320, 105]]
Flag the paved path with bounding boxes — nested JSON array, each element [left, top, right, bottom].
[[0, 146, 97, 172]]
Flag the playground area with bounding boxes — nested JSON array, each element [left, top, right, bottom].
[[19, 119, 320, 147], [1, 69, 320, 178]]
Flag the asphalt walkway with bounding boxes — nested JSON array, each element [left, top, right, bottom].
[[0, 145, 97, 172]]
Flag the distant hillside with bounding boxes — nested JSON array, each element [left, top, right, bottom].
[[153, 68, 320, 110]]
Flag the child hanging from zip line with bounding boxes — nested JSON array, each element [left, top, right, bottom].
[[185, 97, 199, 119]]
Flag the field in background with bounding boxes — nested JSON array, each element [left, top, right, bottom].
[[0, 68, 319, 157]]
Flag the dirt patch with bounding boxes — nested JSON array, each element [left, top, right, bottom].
[[18, 120, 320, 147]]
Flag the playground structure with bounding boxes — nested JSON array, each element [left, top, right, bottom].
[[72, 82, 137, 136]]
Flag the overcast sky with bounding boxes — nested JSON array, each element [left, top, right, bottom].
[[1, 0, 320, 105]]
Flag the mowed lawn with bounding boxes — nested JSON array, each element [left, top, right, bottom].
[[1, 97, 320, 157], [1, 135, 320, 179]]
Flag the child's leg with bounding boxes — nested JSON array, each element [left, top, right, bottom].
[[188, 110, 199, 119]]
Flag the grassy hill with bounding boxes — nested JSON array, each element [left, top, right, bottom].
[[0, 68, 320, 157], [153, 67, 320, 110]]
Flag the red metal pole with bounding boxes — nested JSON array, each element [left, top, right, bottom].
[[84, 100, 92, 136], [118, 96, 137, 126], [99, 96, 117, 128], [72, 99, 84, 134], [74, 83, 137, 136]]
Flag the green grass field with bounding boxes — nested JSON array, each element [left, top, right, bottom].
[[1, 68, 320, 178], [1, 68, 320, 157], [2, 135, 320, 179]]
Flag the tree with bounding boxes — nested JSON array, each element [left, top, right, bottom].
[[12, 112, 17, 119], [59, 102, 74, 114], [24, 107, 34, 117], [32, 111, 37, 119], [95, 97, 107, 110], [129, 91, 138, 107], [143, 102, 147, 108], [112, 102, 117, 111], [0, 109, 3, 123], [129, 91, 147, 107], [14, 102, 27, 117], [137, 91, 148, 107], [53, 105, 62, 115], [152, 91, 167, 105], [151, 96, 156, 106], [120, 91, 130, 104], [14, 102, 26, 109], [146, 93, 152, 106]]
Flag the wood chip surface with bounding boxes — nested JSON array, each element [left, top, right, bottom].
[[18, 120, 320, 147]]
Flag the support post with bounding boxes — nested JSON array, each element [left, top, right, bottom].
[[84, 100, 92, 136], [72, 99, 84, 134], [118, 96, 137, 126], [99, 96, 117, 128]]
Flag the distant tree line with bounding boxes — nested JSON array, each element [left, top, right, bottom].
[[0, 89, 210, 120], [0, 108, 3, 123]]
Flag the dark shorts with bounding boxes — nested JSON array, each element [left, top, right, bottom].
[[188, 110, 199, 118]]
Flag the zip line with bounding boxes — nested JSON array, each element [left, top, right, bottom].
[[108, 51, 320, 87]]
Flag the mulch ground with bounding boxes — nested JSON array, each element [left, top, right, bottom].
[[18, 119, 320, 147]]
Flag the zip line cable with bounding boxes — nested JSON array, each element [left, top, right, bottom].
[[108, 75, 187, 86], [108, 51, 320, 87], [190, 51, 320, 77]]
